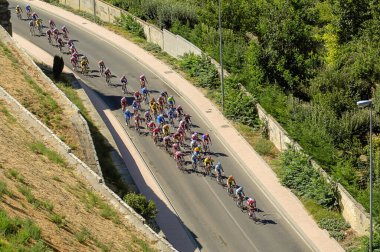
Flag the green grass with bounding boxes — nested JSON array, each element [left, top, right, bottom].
[[0, 210, 50, 251], [0, 106, 17, 124], [132, 235, 156, 252], [49, 213, 66, 228], [29, 142, 67, 167], [16, 185, 54, 212], [0, 181, 13, 199], [75, 226, 91, 244], [52, 176, 62, 182], [6, 169, 26, 184], [80, 189, 120, 224]]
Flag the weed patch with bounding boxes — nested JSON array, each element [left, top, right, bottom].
[[29, 142, 67, 167]]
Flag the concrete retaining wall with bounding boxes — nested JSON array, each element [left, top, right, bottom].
[[0, 26, 102, 177], [0, 85, 176, 252]]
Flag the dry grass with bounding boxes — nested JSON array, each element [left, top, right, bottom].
[[0, 42, 84, 160], [0, 99, 157, 251]]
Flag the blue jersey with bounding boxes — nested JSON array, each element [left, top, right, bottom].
[[141, 87, 148, 95], [132, 101, 139, 109], [124, 110, 132, 119], [157, 115, 164, 124], [26, 6, 31, 12]]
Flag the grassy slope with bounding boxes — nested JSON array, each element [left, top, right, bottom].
[[0, 95, 155, 251]]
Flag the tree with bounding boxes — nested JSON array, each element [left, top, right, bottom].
[[123, 193, 158, 221]]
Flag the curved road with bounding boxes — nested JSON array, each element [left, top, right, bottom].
[[10, 2, 312, 251]]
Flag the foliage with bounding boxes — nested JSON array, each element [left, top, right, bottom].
[[318, 217, 350, 241], [279, 148, 339, 209], [0, 210, 50, 251], [52, 55, 64, 79], [29, 142, 67, 167], [179, 53, 219, 89], [123, 193, 158, 221], [115, 14, 145, 38]]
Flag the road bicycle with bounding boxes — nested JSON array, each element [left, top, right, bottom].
[[248, 206, 257, 222]]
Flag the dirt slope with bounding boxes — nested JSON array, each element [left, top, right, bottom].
[[0, 98, 156, 251]]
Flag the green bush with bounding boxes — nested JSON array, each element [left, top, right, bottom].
[[179, 53, 219, 89], [279, 148, 339, 209], [123, 193, 158, 221], [115, 14, 145, 38], [52, 55, 64, 79], [318, 217, 350, 241]]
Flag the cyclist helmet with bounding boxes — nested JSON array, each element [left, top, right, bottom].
[[217, 161, 221, 166], [62, 25, 66, 29], [244, 196, 249, 200], [140, 74, 145, 79], [198, 144, 202, 148], [177, 105, 182, 109], [16, 4, 19, 8]]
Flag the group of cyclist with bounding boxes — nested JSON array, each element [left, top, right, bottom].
[[120, 79, 257, 219], [16, 4, 258, 220]]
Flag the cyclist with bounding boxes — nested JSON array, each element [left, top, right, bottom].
[[150, 102, 159, 117], [120, 96, 128, 112], [163, 135, 171, 151], [147, 121, 156, 134], [190, 139, 198, 151], [191, 132, 199, 142], [53, 28, 59, 43], [70, 55, 78, 71], [184, 114, 192, 129], [36, 18, 43, 35], [173, 132, 182, 145], [246, 197, 256, 217], [141, 87, 149, 103], [157, 95, 165, 112], [157, 114, 165, 128], [62, 25, 69, 39], [25, 5, 32, 19], [134, 113, 141, 131], [46, 29, 53, 43], [167, 107, 176, 126], [227, 175, 236, 194], [139, 74, 148, 88], [120, 75, 128, 93], [133, 91, 141, 102], [167, 95, 175, 108], [31, 12, 39, 21], [162, 123, 170, 136], [152, 127, 160, 144], [124, 109, 132, 126], [202, 133, 212, 152], [172, 142, 180, 155], [98, 60, 106, 76], [29, 20, 35, 36], [104, 68, 112, 85], [176, 105, 184, 120], [48, 19, 56, 29], [174, 151, 184, 167], [235, 186, 245, 200], [191, 152, 198, 169], [57, 37, 64, 51], [215, 162, 224, 181], [131, 99, 140, 114], [16, 5, 22, 19], [80, 56, 89, 74], [203, 155, 213, 167], [144, 111, 152, 128]]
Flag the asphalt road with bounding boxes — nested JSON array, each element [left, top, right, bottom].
[[10, 3, 312, 251]]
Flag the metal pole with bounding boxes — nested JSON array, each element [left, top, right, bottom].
[[218, 0, 224, 112], [369, 104, 373, 252]]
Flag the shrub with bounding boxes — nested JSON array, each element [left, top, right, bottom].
[[123, 193, 158, 221], [52, 55, 64, 79], [179, 53, 219, 89], [115, 14, 145, 38], [279, 148, 339, 209], [318, 217, 350, 241]]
